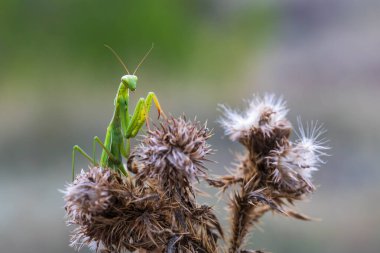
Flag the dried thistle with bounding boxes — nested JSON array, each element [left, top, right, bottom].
[[132, 117, 212, 202], [216, 94, 329, 252], [131, 117, 222, 252], [64, 167, 174, 252]]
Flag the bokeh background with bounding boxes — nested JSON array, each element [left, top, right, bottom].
[[1, 0, 379, 252]]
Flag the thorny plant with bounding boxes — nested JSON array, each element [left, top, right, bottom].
[[64, 94, 329, 253]]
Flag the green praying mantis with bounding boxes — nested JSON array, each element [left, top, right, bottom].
[[72, 45, 165, 180]]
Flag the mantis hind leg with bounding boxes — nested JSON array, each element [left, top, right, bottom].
[[72, 145, 97, 180]]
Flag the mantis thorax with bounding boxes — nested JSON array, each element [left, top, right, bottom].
[[121, 75, 138, 91]]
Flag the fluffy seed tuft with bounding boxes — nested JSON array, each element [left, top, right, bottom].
[[219, 94, 289, 142]]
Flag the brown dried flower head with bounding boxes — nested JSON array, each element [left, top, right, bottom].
[[219, 94, 328, 195], [64, 167, 173, 252], [266, 119, 329, 194], [64, 167, 126, 224], [219, 94, 290, 142], [132, 117, 213, 196]]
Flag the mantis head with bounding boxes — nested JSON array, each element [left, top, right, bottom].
[[105, 44, 153, 92], [121, 75, 138, 91]]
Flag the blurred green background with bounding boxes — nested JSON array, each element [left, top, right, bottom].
[[1, 1, 380, 252]]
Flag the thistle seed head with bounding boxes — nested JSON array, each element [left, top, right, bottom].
[[64, 167, 126, 223], [218, 94, 329, 198], [219, 94, 289, 143], [267, 120, 329, 194], [132, 117, 212, 196], [64, 167, 173, 252]]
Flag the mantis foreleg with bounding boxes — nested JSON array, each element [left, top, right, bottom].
[[125, 98, 146, 138], [121, 138, 131, 158], [124, 92, 166, 138], [145, 92, 165, 119]]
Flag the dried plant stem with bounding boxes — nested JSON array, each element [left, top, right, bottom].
[[228, 167, 275, 252], [229, 192, 270, 252]]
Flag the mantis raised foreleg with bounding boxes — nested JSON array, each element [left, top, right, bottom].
[[125, 92, 165, 138]]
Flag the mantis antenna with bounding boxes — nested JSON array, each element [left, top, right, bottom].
[[104, 44, 130, 75], [133, 43, 154, 75]]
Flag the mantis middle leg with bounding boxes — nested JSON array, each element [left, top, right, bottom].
[[72, 145, 97, 180]]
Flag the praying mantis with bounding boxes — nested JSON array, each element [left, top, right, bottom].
[[72, 45, 165, 180]]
